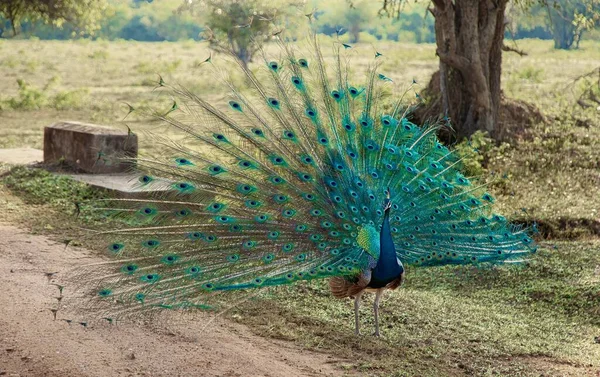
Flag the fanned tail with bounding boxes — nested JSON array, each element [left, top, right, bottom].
[[62, 24, 535, 320]]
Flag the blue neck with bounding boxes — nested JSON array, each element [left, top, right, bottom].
[[378, 209, 398, 265], [371, 208, 403, 285]]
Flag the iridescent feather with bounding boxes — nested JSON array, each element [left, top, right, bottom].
[[63, 25, 536, 323]]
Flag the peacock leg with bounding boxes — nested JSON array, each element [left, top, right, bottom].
[[373, 289, 384, 337], [354, 291, 364, 335]]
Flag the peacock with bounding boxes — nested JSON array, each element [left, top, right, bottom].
[[64, 26, 536, 337]]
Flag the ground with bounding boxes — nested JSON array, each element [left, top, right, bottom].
[[0, 37, 599, 377], [0, 224, 351, 377]]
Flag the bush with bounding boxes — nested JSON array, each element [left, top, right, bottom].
[[4, 79, 48, 110], [1, 77, 89, 111], [454, 130, 495, 177], [53, 88, 89, 110]]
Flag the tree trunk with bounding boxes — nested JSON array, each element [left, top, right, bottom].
[[551, 18, 576, 49], [428, 0, 507, 141]]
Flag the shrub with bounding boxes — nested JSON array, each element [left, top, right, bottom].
[[454, 130, 495, 177], [1, 77, 88, 111]]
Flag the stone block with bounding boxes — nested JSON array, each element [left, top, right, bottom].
[[44, 121, 138, 173]]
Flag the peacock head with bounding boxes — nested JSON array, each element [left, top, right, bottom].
[[383, 188, 392, 213]]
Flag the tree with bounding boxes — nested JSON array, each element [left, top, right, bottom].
[[316, 0, 375, 43], [382, 0, 511, 140], [0, 0, 109, 37], [312, 1, 434, 43], [376, 0, 599, 141], [179, 0, 296, 68], [545, 0, 600, 49]]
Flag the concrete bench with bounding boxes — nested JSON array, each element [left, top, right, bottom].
[[44, 121, 138, 173], [68, 173, 173, 198]]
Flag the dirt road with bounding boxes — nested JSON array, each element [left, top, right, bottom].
[[0, 225, 347, 377]]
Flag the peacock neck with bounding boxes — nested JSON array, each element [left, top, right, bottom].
[[378, 209, 397, 265], [369, 207, 403, 288]]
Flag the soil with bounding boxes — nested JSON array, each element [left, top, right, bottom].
[[0, 225, 349, 377]]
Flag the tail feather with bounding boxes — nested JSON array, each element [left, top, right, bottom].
[[62, 25, 536, 320]]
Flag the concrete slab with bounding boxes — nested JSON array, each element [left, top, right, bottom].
[[0, 147, 172, 198], [0, 148, 43, 165], [44, 121, 138, 174], [67, 173, 173, 197]]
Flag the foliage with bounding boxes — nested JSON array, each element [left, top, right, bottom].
[[572, 66, 600, 109], [178, 0, 294, 66], [0, 0, 109, 37], [454, 131, 495, 177], [111, 0, 203, 42], [0, 0, 440, 43], [0, 77, 88, 110], [1, 166, 106, 223], [545, 0, 600, 49], [2, 0, 597, 45], [0, 0, 203, 41], [314, 0, 435, 43], [315, 0, 375, 42]]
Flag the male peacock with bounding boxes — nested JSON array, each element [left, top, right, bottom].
[[65, 28, 536, 337]]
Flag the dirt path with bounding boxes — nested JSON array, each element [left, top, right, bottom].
[[0, 225, 348, 377]]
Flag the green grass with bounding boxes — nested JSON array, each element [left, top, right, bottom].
[[235, 244, 600, 375], [1, 38, 599, 376], [1, 166, 104, 210], [515, 66, 544, 83], [1, 166, 599, 376]]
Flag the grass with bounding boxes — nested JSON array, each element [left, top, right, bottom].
[[515, 66, 544, 82], [0, 37, 599, 376], [1, 166, 599, 376], [236, 249, 600, 375], [1, 166, 104, 211]]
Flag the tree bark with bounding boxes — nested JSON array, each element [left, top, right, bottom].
[[428, 0, 508, 141]]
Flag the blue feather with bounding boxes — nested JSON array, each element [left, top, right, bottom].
[[64, 26, 536, 331]]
